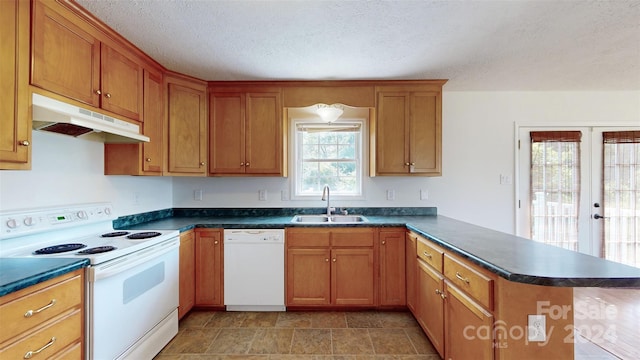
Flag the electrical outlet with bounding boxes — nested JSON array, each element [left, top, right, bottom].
[[386, 190, 395, 201], [281, 190, 289, 201], [133, 192, 140, 205], [527, 314, 546, 342], [194, 189, 203, 201], [420, 189, 429, 200], [500, 174, 513, 185], [259, 189, 267, 201]]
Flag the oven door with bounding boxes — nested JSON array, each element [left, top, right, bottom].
[[86, 237, 179, 360]]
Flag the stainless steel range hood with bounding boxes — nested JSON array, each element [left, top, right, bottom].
[[31, 93, 150, 143]]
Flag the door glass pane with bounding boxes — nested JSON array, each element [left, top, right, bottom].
[[530, 133, 581, 251], [603, 134, 640, 267]]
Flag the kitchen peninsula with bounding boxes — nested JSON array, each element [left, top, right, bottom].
[[113, 208, 640, 360]]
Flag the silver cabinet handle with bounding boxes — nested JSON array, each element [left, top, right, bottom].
[[24, 299, 56, 318], [24, 337, 56, 358], [455, 272, 470, 284], [422, 251, 432, 259]]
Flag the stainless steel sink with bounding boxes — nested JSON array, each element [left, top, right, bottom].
[[291, 214, 368, 224]]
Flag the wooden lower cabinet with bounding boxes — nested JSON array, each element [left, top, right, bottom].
[[178, 230, 195, 319], [444, 280, 494, 360], [332, 248, 375, 306], [286, 248, 331, 305], [378, 228, 406, 306], [286, 227, 375, 307], [405, 232, 418, 313], [194, 229, 224, 307], [0, 269, 84, 359], [417, 259, 445, 358]]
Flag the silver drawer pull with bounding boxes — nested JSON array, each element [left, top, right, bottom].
[[24, 299, 56, 318], [422, 251, 432, 259], [455, 272, 470, 284], [24, 337, 56, 359]]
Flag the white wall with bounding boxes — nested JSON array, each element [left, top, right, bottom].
[[0, 131, 173, 217], [1, 91, 638, 233]]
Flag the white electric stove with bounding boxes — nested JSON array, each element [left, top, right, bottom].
[[0, 203, 180, 360]]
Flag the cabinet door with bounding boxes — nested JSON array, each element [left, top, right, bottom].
[[379, 229, 406, 306], [104, 68, 164, 175], [167, 81, 207, 175], [376, 92, 409, 174], [245, 92, 282, 175], [332, 248, 375, 306], [405, 232, 418, 314], [209, 92, 245, 174], [0, 0, 30, 169], [410, 92, 441, 175], [195, 230, 223, 306], [286, 248, 330, 306], [142, 69, 164, 173], [31, 0, 100, 107], [100, 43, 143, 120], [417, 260, 445, 358], [445, 281, 494, 360], [178, 230, 195, 319]]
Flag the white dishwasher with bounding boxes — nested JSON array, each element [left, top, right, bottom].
[[223, 229, 285, 311]]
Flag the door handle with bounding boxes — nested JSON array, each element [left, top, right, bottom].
[[593, 214, 607, 220]]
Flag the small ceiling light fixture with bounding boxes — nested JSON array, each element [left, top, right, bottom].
[[316, 103, 344, 123]]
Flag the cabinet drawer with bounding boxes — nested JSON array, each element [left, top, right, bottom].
[[331, 229, 374, 247], [416, 237, 444, 272], [0, 309, 82, 359], [444, 254, 493, 310], [0, 274, 82, 344], [286, 229, 330, 247]]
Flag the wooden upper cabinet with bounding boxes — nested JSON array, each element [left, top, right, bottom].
[[209, 92, 245, 174], [32, 0, 100, 107], [166, 75, 208, 176], [104, 68, 163, 175], [374, 85, 443, 176], [142, 69, 164, 173], [209, 87, 283, 176], [100, 43, 144, 121], [0, 0, 30, 170], [31, 0, 143, 121]]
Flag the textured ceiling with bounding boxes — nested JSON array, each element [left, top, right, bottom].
[[75, 0, 640, 91]]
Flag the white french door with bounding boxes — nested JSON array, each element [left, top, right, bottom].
[[517, 125, 640, 266]]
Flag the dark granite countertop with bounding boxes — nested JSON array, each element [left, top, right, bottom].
[[0, 258, 89, 297], [115, 209, 640, 288]]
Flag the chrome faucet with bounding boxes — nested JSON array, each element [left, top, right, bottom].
[[321, 185, 335, 217]]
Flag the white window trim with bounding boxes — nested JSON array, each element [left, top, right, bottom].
[[289, 117, 367, 201]]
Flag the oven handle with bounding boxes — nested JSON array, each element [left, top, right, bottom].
[[90, 238, 179, 282]]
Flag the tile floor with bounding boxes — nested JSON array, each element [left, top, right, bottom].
[[155, 311, 441, 359]]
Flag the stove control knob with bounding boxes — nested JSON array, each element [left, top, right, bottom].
[[104, 207, 112, 215], [76, 211, 87, 219], [23, 216, 36, 226], [6, 218, 18, 229]]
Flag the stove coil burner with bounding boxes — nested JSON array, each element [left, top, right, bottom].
[[34, 243, 87, 255], [77, 246, 117, 255], [127, 231, 162, 240], [101, 231, 130, 238]]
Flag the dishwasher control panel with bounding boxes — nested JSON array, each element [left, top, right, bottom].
[[223, 229, 284, 243]]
